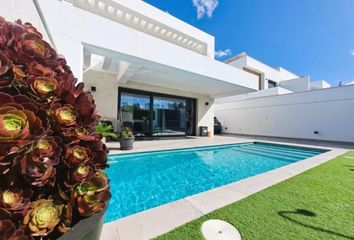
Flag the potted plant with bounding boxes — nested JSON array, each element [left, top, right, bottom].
[[0, 18, 110, 240], [119, 127, 134, 150], [96, 121, 118, 143]]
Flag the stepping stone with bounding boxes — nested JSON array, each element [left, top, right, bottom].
[[201, 219, 241, 240]]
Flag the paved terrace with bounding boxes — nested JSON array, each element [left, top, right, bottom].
[[106, 135, 255, 155], [102, 135, 352, 240]]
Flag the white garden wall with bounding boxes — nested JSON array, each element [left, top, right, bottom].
[[215, 85, 354, 142]]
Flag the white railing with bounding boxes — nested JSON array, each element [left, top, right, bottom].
[[71, 0, 208, 55]]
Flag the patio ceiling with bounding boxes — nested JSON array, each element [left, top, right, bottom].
[[83, 44, 257, 98]]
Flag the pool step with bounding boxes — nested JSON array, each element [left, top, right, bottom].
[[233, 147, 305, 163], [254, 143, 322, 155], [240, 145, 316, 158], [250, 144, 320, 155]]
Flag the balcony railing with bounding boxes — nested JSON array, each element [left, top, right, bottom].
[[70, 0, 208, 55]]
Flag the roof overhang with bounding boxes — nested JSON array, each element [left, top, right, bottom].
[[83, 44, 257, 98], [36, 0, 259, 98]]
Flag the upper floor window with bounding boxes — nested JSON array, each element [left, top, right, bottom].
[[268, 80, 277, 88]]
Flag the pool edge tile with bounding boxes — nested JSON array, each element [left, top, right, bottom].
[[110, 199, 203, 240], [185, 185, 248, 215], [101, 221, 120, 240]]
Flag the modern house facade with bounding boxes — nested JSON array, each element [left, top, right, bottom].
[[2, 0, 353, 142], [219, 52, 332, 102], [1, 0, 262, 137], [216, 53, 354, 143]]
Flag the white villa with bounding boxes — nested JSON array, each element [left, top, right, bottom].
[[224, 52, 331, 97], [1, 0, 354, 142], [1, 1, 354, 240], [215, 52, 354, 143], [1, 0, 259, 138]]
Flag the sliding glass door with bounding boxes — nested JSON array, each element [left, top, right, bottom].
[[119, 92, 151, 136], [119, 88, 196, 138], [153, 96, 186, 136]]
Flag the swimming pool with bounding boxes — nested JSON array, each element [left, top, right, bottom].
[[105, 142, 326, 223]]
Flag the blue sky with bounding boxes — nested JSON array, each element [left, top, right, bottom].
[[144, 0, 354, 85]]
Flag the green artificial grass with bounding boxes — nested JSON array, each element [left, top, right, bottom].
[[156, 151, 354, 240]]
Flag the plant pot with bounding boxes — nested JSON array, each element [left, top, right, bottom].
[[119, 137, 134, 150], [58, 210, 105, 240], [101, 137, 106, 144]]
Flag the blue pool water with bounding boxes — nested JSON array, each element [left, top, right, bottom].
[[105, 142, 326, 223]]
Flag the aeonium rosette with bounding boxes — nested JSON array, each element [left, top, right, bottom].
[[72, 165, 92, 182], [0, 52, 13, 90], [23, 199, 63, 237], [0, 93, 48, 164], [66, 145, 91, 166], [28, 62, 53, 77], [29, 76, 59, 98], [20, 156, 57, 187], [52, 104, 77, 137], [15, 32, 54, 64], [0, 189, 32, 221], [19, 137, 62, 187], [0, 220, 16, 239], [75, 172, 111, 217], [81, 139, 109, 170], [34, 137, 62, 166], [0, 17, 110, 239], [0, 219, 33, 240]]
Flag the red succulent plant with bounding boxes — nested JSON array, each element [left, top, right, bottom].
[[0, 17, 110, 239]]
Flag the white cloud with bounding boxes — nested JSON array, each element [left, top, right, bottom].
[[350, 50, 354, 56], [192, 0, 219, 19], [215, 49, 231, 59]]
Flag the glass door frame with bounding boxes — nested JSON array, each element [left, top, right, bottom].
[[118, 87, 196, 138]]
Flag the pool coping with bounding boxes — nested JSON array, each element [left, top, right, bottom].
[[107, 141, 327, 158], [100, 141, 349, 240]]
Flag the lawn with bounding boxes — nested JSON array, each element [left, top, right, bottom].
[[156, 151, 354, 240]]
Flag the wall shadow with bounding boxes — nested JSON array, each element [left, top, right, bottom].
[[278, 209, 354, 240]]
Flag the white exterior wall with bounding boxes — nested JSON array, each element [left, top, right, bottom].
[[277, 67, 299, 81], [0, 0, 260, 138], [32, 0, 258, 92], [279, 76, 310, 92], [84, 71, 215, 136], [227, 56, 299, 84], [216, 87, 293, 103], [310, 80, 331, 90], [0, 0, 50, 42], [215, 85, 354, 142], [73, 0, 215, 58]]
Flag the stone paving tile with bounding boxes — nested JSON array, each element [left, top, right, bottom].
[[100, 221, 120, 240], [107, 136, 253, 155], [114, 199, 202, 240], [186, 185, 247, 214]]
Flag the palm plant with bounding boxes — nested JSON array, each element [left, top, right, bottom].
[[95, 122, 118, 139]]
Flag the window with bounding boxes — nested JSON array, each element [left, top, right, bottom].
[[118, 88, 196, 137], [268, 80, 277, 88]]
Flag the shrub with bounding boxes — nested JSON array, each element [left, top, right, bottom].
[[119, 127, 134, 139], [0, 17, 110, 239], [95, 122, 118, 139]]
